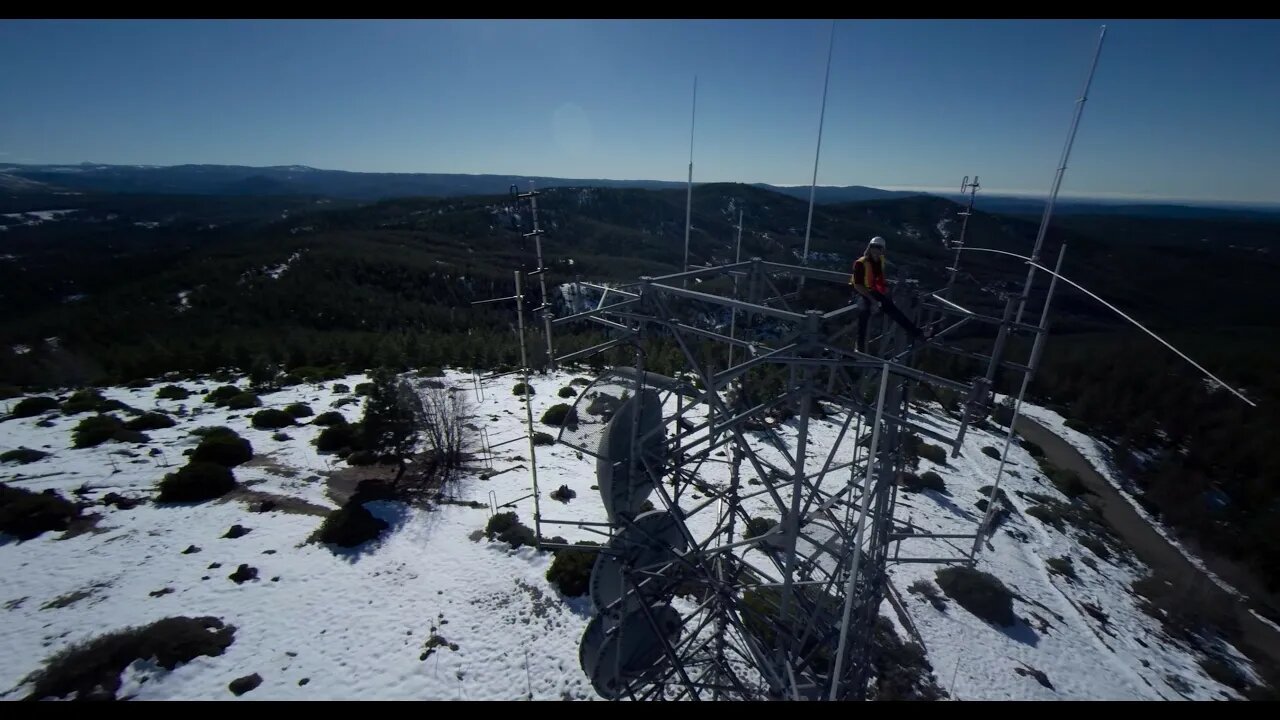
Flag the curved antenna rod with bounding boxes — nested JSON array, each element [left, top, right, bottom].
[[801, 20, 836, 269], [958, 246, 1257, 408]]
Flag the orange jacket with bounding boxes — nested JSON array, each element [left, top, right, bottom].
[[850, 255, 888, 294]]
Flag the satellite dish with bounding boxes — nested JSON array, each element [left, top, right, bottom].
[[596, 389, 666, 523], [580, 603, 682, 700], [589, 509, 687, 616]]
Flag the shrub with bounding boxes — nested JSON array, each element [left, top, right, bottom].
[[333, 396, 360, 408], [1046, 556, 1077, 581], [285, 402, 313, 418], [0, 483, 80, 539], [550, 484, 576, 502], [190, 425, 237, 439], [12, 396, 60, 417], [125, 412, 176, 431], [540, 403, 578, 428], [902, 471, 946, 494], [22, 616, 236, 701], [346, 450, 377, 466], [72, 414, 127, 448], [272, 432, 290, 441], [225, 392, 261, 410], [354, 382, 376, 396], [191, 434, 253, 467], [546, 541, 601, 596], [333, 383, 351, 394], [204, 385, 241, 405], [532, 431, 554, 446], [917, 442, 948, 465], [251, 408, 295, 430], [512, 382, 534, 397], [935, 566, 1015, 626], [1079, 535, 1111, 560], [981, 446, 1003, 460], [315, 423, 361, 453], [1026, 504, 1065, 531], [1047, 467, 1090, 498], [570, 377, 592, 387], [156, 462, 237, 503], [312, 411, 346, 426], [60, 389, 108, 415], [485, 512, 537, 549], [1020, 439, 1046, 459], [744, 516, 779, 540], [156, 385, 192, 401], [907, 579, 947, 611], [558, 386, 578, 398], [2, 447, 49, 464]]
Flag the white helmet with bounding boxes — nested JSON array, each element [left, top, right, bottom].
[[869, 236, 886, 249]]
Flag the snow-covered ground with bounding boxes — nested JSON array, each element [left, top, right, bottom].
[[0, 371, 1255, 700], [1, 209, 80, 227]]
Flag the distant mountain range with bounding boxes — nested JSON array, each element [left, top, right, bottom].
[[3, 162, 1278, 222]]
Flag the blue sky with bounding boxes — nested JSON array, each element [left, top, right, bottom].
[[1, 19, 1278, 204]]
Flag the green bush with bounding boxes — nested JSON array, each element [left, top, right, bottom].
[[285, 403, 313, 418], [485, 512, 537, 549], [744, 516, 779, 541], [156, 385, 192, 401], [1026, 504, 1065, 531], [191, 434, 253, 467], [546, 541, 600, 596], [272, 432, 290, 441], [354, 382, 376, 396], [532, 431, 554, 446], [332, 383, 351, 394], [225, 392, 261, 410], [312, 411, 347, 426], [1046, 555, 1077, 581], [981, 446, 1002, 460], [540, 403, 578, 428], [346, 450, 377, 466], [1079, 535, 1111, 560], [935, 566, 1015, 626], [550, 484, 576, 502], [315, 423, 361, 453], [917, 442, 948, 465], [1020, 439, 1046, 459], [204, 385, 241, 405], [251, 408, 295, 430], [11, 396, 60, 418], [72, 415, 130, 448], [0, 483, 80, 539], [60, 389, 108, 415], [512, 382, 534, 397], [2, 447, 50, 464], [312, 500, 389, 548], [190, 425, 237, 439], [1047, 467, 1090, 498], [125, 412, 176, 431], [558, 386, 578, 398], [156, 462, 237, 503], [570, 377, 592, 387], [22, 616, 235, 701], [902, 471, 947, 494]]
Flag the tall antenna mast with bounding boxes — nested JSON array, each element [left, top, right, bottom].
[[943, 174, 980, 298], [512, 182, 555, 369], [1015, 24, 1106, 324], [801, 20, 836, 271], [682, 76, 697, 286]]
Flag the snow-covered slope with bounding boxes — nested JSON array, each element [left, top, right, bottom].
[[0, 371, 1255, 699]]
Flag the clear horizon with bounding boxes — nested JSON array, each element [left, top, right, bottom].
[[2, 20, 1278, 205]]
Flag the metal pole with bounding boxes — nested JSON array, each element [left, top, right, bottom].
[[728, 208, 743, 370], [1015, 25, 1106, 325], [801, 20, 835, 270], [683, 76, 697, 283], [515, 270, 543, 542], [830, 362, 889, 699], [528, 183, 555, 370], [971, 245, 1066, 557], [944, 175, 979, 299]]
